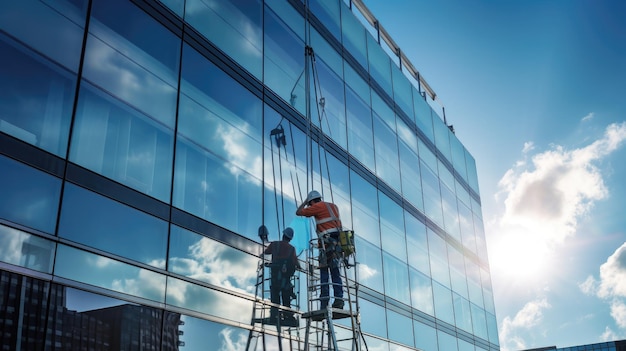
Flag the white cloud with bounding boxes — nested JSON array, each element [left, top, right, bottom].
[[497, 122, 626, 245], [499, 298, 551, 351], [600, 326, 624, 341], [492, 122, 626, 348], [578, 242, 626, 338], [582, 112, 595, 122]]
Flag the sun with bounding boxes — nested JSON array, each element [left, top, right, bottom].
[[489, 232, 550, 281]]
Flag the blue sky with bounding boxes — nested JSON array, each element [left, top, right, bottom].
[[363, 1, 626, 349]]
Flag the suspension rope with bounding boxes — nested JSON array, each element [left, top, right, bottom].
[[306, 46, 335, 205]]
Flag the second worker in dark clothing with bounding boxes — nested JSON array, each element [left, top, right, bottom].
[[264, 227, 300, 324]]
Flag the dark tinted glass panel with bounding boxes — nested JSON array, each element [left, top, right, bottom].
[[311, 58, 347, 149], [341, 3, 368, 69], [174, 44, 263, 238], [70, 83, 174, 202], [51, 288, 167, 350], [392, 64, 413, 118], [0, 270, 49, 350], [367, 35, 392, 96], [0, 155, 61, 233], [58, 183, 168, 268], [0, 224, 55, 273], [309, 0, 341, 42], [0, 34, 76, 157], [85, 0, 180, 128], [0, 1, 87, 72], [413, 94, 434, 143], [185, 0, 262, 78], [264, 5, 306, 114]]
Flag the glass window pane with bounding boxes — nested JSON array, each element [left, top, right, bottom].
[[165, 276, 252, 325], [0, 0, 87, 72], [350, 171, 380, 246], [391, 64, 413, 118], [0, 155, 61, 233], [471, 303, 488, 340], [383, 252, 410, 305], [441, 183, 461, 241], [341, 2, 368, 69], [173, 312, 251, 351], [359, 298, 387, 338], [414, 321, 438, 351], [174, 44, 263, 239], [264, 5, 306, 114], [168, 225, 258, 294], [428, 231, 450, 288], [413, 93, 434, 143], [367, 35, 392, 96], [409, 268, 433, 315], [451, 134, 468, 181], [70, 83, 174, 202], [158, 0, 184, 17], [311, 57, 347, 149], [433, 117, 452, 161], [438, 331, 459, 351], [55, 244, 166, 302], [310, 0, 341, 43], [58, 183, 168, 268], [487, 312, 500, 345], [185, 0, 262, 78], [454, 293, 473, 333], [0, 271, 48, 350], [379, 192, 406, 261], [432, 282, 454, 325], [421, 161, 443, 226], [399, 142, 423, 211], [0, 224, 55, 273], [58, 288, 167, 350], [373, 113, 401, 192], [344, 61, 370, 105], [356, 238, 383, 291], [346, 86, 375, 171], [0, 34, 76, 157], [386, 309, 414, 347], [85, 0, 180, 128], [405, 212, 429, 275]]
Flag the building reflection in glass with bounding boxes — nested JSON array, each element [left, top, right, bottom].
[[0, 270, 183, 350]]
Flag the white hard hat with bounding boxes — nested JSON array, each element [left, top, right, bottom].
[[283, 227, 294, 240], [306, 190, 322, 203]]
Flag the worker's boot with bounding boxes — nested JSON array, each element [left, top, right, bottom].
[[332, 299, 344, 309]]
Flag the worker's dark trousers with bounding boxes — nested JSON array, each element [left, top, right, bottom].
[[270, 272, 291, 318], [319, 263, 342, 308]]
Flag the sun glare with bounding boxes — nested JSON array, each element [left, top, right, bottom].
[[491, 233, 550, 281]]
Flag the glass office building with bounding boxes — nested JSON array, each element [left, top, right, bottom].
[[0, 0, 499, 350]]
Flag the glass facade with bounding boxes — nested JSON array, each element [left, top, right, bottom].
[[0, 0, 498, 350]]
